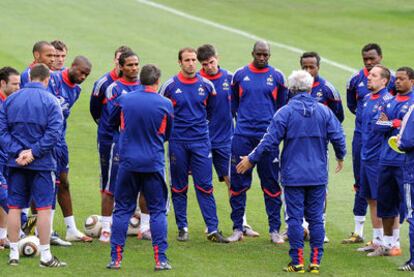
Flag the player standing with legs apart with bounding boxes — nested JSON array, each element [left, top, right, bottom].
[[370, 67, 414, 257], [107, 64, 173, 270], [0, 67, 21, 248], [237, 70, 346, 273], [159, 47, 228, 243], [397, 90, 414, 271], [0, 64, 66, 267], [50, 40, 68, 72], [196, 44, 259, 237], [344, 43, 395, 244], [297, 51, 345, 243], [20, 41, 55, 88], [102, 51, 150, 242], [356, 65, 393, 254], [48, 56, 93, 243], [227, 41, 287, 243]]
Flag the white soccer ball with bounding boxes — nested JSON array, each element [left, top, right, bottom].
[[84, 215, 102, 238], [18, 236, 40, 257], [127, 213, 141, 236]]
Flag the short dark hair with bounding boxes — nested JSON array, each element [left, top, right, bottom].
[[30, 64, 50, 81], [114, 45, 132, 58], [140, 64, 161, 86], [118, 51, 138, 67], [197, 44, 217, 62], [51, 40, 67, 52], [178, 47, 196, 61], [397, 66, 414, 80], [0, 66, 20, 83], [362, 43, 382, 56], [300, 51, 321, 66], [32, 41, 53, 54], [373, 64, 391, 84]]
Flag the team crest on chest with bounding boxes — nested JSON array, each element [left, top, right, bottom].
[[266, 75, 274, 86], [198, 86, 205, 96], [222, 80, 230, 91], [316, 91, 323, 98]]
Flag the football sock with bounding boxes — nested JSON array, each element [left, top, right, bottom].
[[393, 228, 400, 248], [0, 227, 6, 239], [9, 242, 19, 260], [242, 213, 247, 226], [39, 244, 52, 262], [354, 216, 365, 237], [64, 216, 78, 233], [373, 228, 383, 245], [101, 216, 112, 232], [383, 235, 393, 249], [140, 213, 150, 232], [50, 209, 55, 235]]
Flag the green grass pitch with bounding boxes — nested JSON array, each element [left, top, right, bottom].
[[0, 0, 413, 275]]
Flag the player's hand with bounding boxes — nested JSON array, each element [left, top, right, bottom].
[[236, 156, 253, 174], [335, 159, 344, 173], [16, 149, 35, 166], [378, 112, 388, 121]]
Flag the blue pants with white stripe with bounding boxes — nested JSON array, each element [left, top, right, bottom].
[[352, 132, 368, 216], [285, 185, 326, 265]]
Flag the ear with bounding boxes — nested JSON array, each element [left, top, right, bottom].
[[0, 80, 6, 88], [33, 51, 40, 61]]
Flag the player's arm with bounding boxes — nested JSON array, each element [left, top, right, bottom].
[[346, 75, 357, 115], [164, 101, 174, 142], [230, 73, 240, 118], [237, 108, 287, 174], [90, 79, 105, 124], [325, 82, 344, 123], [0, 103, 24, 157], [31, 98, 64, 158], [326, 108, 347, 161], [398, 106, 414, 151], [276, 72, 288, 110], [107, 92, 122, 130]]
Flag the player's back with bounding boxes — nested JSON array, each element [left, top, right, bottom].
[[118, 87, 173, 172]]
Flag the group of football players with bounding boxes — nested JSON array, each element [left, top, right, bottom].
[[0, 39, 413, 273]]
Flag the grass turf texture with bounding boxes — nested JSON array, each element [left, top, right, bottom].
[[0, 0, 413, 275]]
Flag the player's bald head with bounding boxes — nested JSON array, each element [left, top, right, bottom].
[[72, 55, 92, 69], [253, 40, 270, 53]]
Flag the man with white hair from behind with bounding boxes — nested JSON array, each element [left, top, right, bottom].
[[236, 70, 346, 273]]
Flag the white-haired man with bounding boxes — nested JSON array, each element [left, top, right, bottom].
[[237, 70, 346, 273]]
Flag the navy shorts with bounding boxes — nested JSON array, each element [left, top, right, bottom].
[[211, 145, 231, 182], [98, 140, 119, 195], [377, 165, 405, 218], [360, 160, 379, 200], [55, 143, 69, 175], [7, 168, 56, 210]]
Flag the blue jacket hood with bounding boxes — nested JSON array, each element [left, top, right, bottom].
[[290, 92, 318, 118]]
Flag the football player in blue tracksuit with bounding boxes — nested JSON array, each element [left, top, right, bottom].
[[356, 65, 393, 255], [344, 43, 396, 244], [159, 47, 228, 243], [237, 70, 346, 273], [20, 41, 55, 88], [397, 71, 414, 270], [0, 64, 66, 267], [50, 40, 68, 72], [93, 49, 142, 242], [196, 44, 259, 237], [108, 65, 173, 271], [299, 51, 344, 243], [227, 41, 288, 243], [372, 67, 414, 257], [48, 56, 92, 243], [0, 67, 21, 247]]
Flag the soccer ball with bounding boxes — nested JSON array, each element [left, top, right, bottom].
[[84, 215, 102, 238], [18, 236, 39, 257], [127, 213, 141, 236]]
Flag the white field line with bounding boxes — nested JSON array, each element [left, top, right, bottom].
[[136, 0, 358, 73]]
